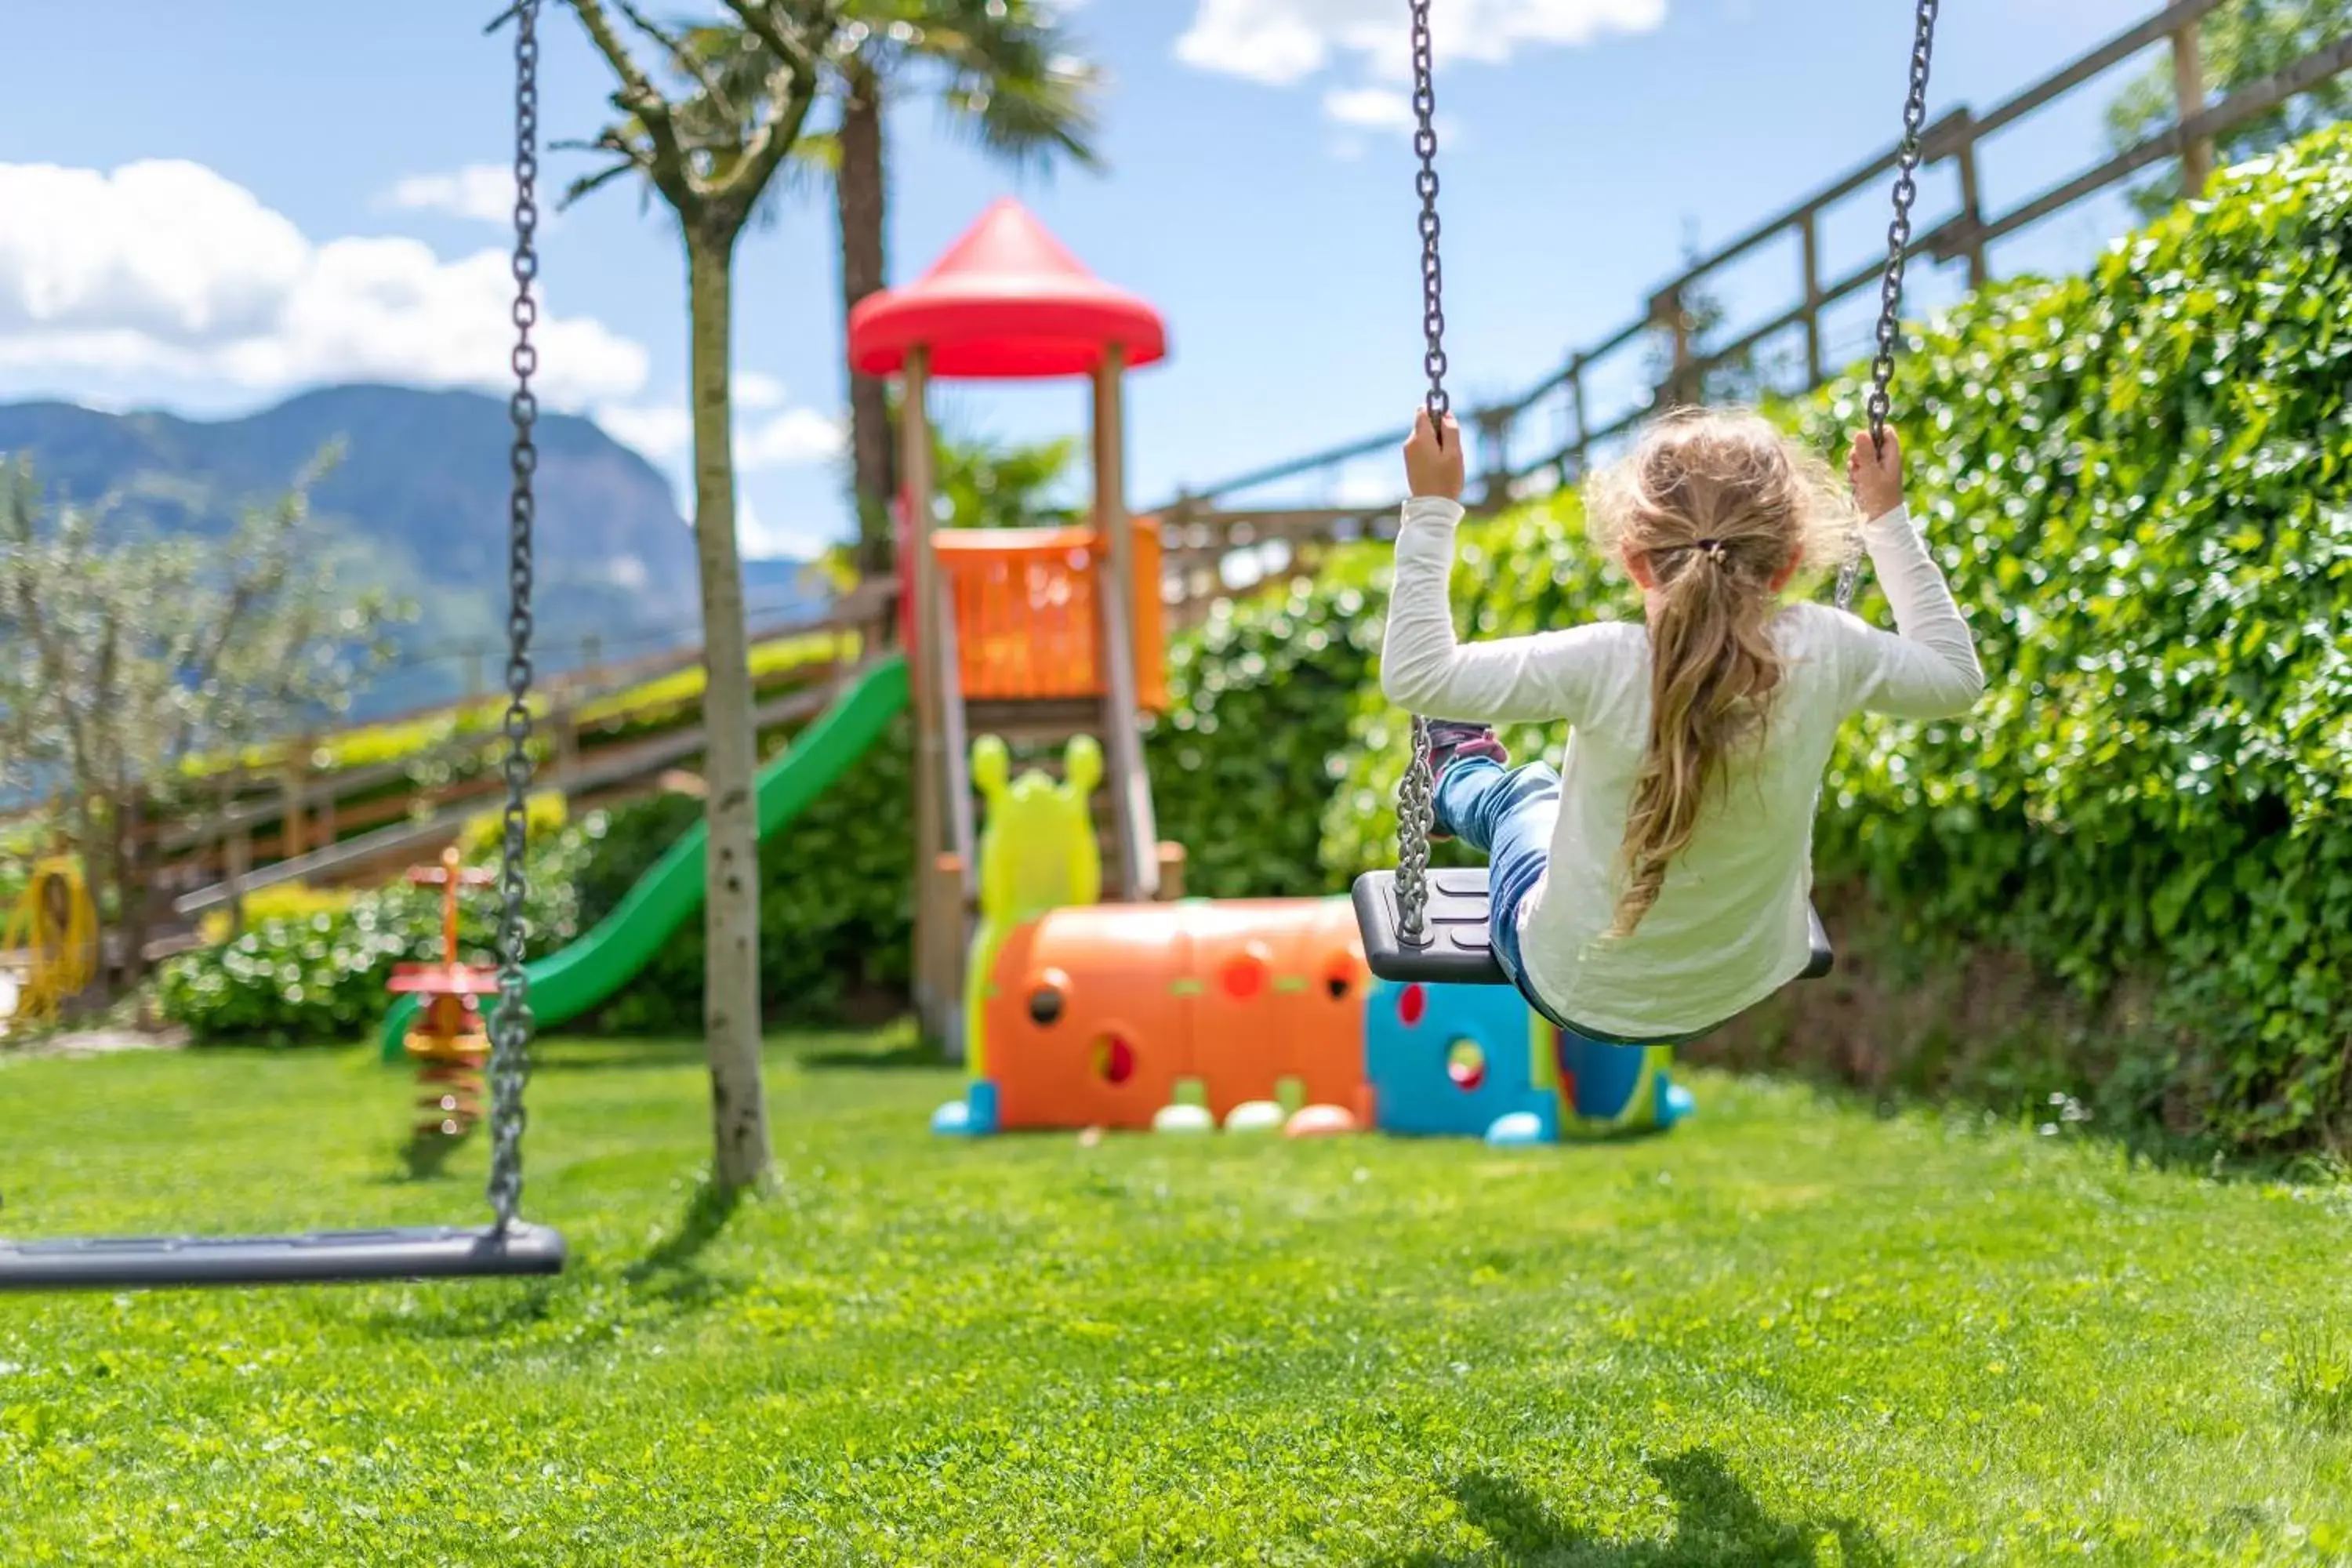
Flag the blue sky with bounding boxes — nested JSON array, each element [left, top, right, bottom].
[[1, 0, 2174, 563]]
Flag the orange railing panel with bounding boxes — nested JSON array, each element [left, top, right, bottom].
[[931, 518, 1165, 710]]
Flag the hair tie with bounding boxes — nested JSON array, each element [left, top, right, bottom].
[[1694, 538, 1728, 561]]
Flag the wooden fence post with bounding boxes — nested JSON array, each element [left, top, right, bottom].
[[225, 823, 251, 939], [1799, 210, 1826, 387], [281, 748, 308, 860], [1566, 354, 1588, 481], [1947, 110, 1991, 289], [1663, 287, 1693, 408], [2173, 19, 2214, 196], [1474, 408, 1512, 513]]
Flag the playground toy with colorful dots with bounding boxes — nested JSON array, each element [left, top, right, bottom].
[[929, 740, 1695, 1145]]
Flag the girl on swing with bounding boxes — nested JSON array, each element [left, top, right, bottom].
[[1383, 406, 1985, 1045]]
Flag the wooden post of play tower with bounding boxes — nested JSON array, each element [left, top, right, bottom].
[[1092, 343, 1159, 902], [900, 345, 956, 1046]]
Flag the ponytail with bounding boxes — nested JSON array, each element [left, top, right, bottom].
[[1608, 538, 1784, 935]]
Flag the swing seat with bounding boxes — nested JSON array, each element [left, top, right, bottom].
[[0, 1222, 567, 1293], [1352, 866, 1836, 986]]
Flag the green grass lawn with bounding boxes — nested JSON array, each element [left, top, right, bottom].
[[2, 1033, 2347, 1566]]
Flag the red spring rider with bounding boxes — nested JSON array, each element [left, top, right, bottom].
[[387, 847, 499, 1152]]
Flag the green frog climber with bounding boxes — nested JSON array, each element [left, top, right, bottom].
[[934, 733, 1103, 1135]]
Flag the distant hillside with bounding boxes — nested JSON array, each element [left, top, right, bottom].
[[0, 385, 824, 717]]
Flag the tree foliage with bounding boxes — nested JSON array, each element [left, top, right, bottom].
[[0, 451, 405, 980]]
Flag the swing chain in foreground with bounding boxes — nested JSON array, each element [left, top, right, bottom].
[[1396, 0, 1449, 946], [1836, 0, 1940, 615], [488, 0, 542, 1234]]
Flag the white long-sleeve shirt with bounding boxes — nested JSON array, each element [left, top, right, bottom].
[[1381, 495, 1985, 1038]]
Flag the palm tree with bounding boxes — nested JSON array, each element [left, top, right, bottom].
[[561, 0, 851, 1194], [826, 1, 1104, 578]]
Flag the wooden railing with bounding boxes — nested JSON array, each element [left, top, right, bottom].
[[132, 583, 898, 935], [1159, 0, 2352, 524]]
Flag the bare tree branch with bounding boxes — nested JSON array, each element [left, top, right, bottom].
[[615, 0, 742, 123], [566, 0, 702, 210]]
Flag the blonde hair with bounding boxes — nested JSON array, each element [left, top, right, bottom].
[[1584, 407, 1858, 938]]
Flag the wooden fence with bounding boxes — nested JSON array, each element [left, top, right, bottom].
[[129, 583, 897, 946], [1158, 0, 2352, 522]]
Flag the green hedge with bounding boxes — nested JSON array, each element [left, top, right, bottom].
[[1145, 560, 1388, 899], [1786, 129, 2352, 1148], [575, 716, 916, 1034]]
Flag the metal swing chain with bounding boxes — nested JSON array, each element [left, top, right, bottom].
[[487, 0, 542, 1234], [1394, 0, 1448, 945], [1835, 0, 1940, 614]]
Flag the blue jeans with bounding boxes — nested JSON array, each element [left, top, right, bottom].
[[1432, 756, 1700, 1047]]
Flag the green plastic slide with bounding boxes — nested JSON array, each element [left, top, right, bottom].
[[379, 654, 910, 1062]]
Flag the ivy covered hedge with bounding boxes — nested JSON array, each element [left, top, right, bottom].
[[1145, 557, 1388, 899], [1784, 129, 2352, 1148]]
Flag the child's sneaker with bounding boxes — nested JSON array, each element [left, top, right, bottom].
[[1421, 720, 1508, 841]]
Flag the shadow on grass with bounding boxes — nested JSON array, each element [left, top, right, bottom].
[[353, 1276, 566, 1341], [621, 1175, 749, 1311], [1377, 1453, 1893, 1567]]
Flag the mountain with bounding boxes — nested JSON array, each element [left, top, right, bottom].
[[0, 385, 720, 717]]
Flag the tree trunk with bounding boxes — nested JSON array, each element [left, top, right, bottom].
[[71, 789, 114, 1010], [686, 228, 774, 1193], [114, 783, 147, 992], [837, 63, 899, 584]]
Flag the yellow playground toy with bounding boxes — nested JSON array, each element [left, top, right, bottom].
[[2, 853, 99, 1026]]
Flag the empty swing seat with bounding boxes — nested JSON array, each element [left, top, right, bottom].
[[1352, 866, 1835, 986], [0, 1222, 567, 1293]]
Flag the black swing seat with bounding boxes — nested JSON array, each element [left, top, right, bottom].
[[0, 1221, 566, 1293], [1352, 866, 1835, 986]]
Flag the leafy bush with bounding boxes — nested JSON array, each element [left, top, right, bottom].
[[196, 883, 358, 947], [1145, 558, 1388, 899], [456, 788, 568, 860], [1783, 129, 2352, 1147], [158, 827, 596, 1046], [580, 715, 917, 1034]]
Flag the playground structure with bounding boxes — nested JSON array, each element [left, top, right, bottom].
[[849, 198, 1187, 1060], [387, 848, 499, 1159], [927, 738, 1694, 1143], [0, 851, 99, 1028]]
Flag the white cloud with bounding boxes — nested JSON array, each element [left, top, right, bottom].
[[1323, 85, 1416, 131], [378, 164, 516, 226], [0, 159, 646, 405], [737, 495, 839, 561], [594, 403, 694, 462], [1176, 0, 1667, 111], [739, 408, 845, 470], [592, 394, 844, 474], [735, 371, 788, 411]]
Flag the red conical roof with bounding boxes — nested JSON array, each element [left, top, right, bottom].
[[847, 198, 1167, 380]]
